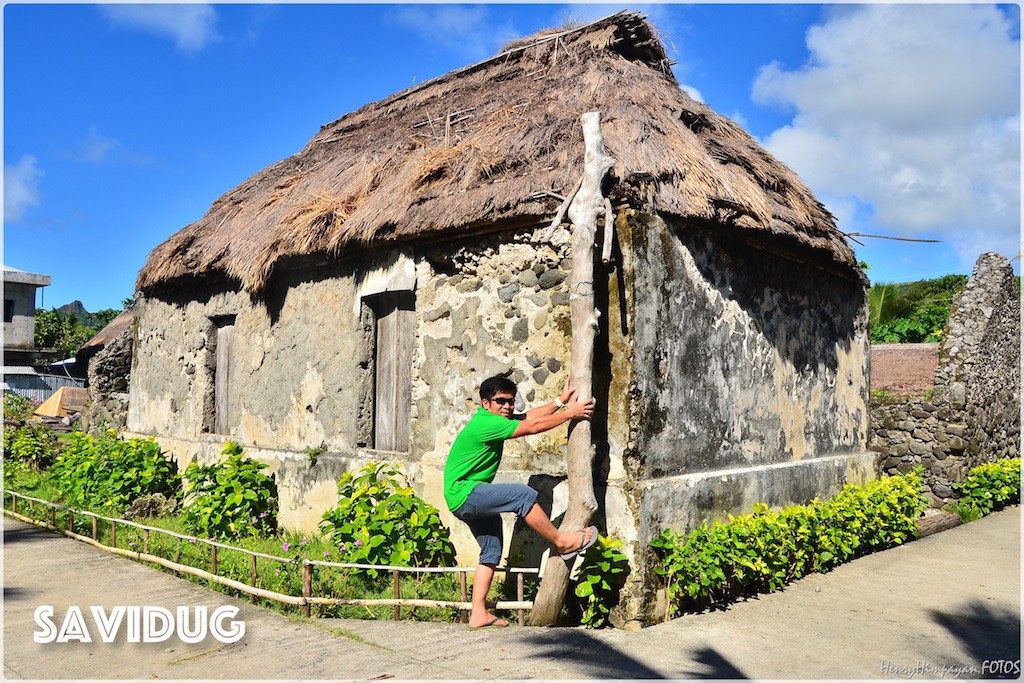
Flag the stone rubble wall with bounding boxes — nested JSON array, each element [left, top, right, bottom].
[[869, 253, 1021, 501], [127, 226, 637, 577], [82, 319, 134, 432]]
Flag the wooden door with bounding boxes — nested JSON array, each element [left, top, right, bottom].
[[373, 295, 414, 451], [215, 322, 234, 435]]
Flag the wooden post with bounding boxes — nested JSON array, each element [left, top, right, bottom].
[[302, 563, 313, 618], [144, 529, 150, 555], [250, 555, 258, 604], [91, 516, 98, 541], [392, 570, 401, 621], [173, 546, 181, 577], [50, 507, 56, 529], [459, 571, 468, 624], [111, 520, 117, 547], [11, 494, 16, 515], [529, 111, 613, 626], [211, 545, 218, 576], [517, 572, 525, 627], [67, 508, 74, 534]]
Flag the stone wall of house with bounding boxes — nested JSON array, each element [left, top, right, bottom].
[[127, 225, 639, 578], [622, 211, 875, 624], [869, 252, 1021, 500], [82, 320, 134, 432]]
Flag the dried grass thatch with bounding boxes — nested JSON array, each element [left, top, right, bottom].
[[137, 11, 862, 294]]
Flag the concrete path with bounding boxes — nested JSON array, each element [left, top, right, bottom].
[[3, 508, 1020, 679]]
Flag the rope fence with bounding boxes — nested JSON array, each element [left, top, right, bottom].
[[2, 489, 537, 624]]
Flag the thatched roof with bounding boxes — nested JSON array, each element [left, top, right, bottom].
[[137, 11, 863, 294], [79, 309, 134, 353]]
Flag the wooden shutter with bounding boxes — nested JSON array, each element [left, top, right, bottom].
[[215, 321, 234, 435], [373, 294, 414, 451]]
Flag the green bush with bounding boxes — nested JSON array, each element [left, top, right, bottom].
[[944, 500, 985, 524], [651, 471, 927, 615], [954, 458, 1020, 515], [868, 274, 968, 344], [49, 430, 179, 510], [320, 462, 456, 576], [181, 442, 278, 539], [6, 422, 58, 471], [3, 393, 37, 421], [572, 535, 630, 628]]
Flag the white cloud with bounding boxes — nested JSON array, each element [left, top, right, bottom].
[[61, 127, 152, 166], [80, 127, 121, 163], [753, 5, 1021, 267], [680, 84, 704, 103], [727, 110, 748, 128], [4, 155, 44, 222], [99, 5, 220, 53], [391, 6, 515, 62]]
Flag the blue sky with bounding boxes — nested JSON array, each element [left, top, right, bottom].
[[4, 3, 1021, 312]]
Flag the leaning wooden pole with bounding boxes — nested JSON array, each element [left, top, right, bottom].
[[529, 111, 615, 626]]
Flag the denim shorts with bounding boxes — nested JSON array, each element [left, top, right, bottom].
[[452, 483, 538, 565]]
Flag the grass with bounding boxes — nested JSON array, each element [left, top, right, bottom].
[[2, 466, 535, 624]]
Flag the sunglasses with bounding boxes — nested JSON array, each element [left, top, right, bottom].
[[488, 397, 515, 406]]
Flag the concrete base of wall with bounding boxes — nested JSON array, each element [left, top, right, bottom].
[[638, 451, 880, 540]]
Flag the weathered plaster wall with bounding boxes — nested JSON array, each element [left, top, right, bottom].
[[128, 227, 637, 573], [622, 213, 874, 623]]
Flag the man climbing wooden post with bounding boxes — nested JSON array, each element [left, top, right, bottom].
[[529, 111, 616, 626]]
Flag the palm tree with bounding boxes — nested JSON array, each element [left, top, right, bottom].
[[867, 283, 920, 328]]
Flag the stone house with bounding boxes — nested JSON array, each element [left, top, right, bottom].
[[128, 12, 872, 622]]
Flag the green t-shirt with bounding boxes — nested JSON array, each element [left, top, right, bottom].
[[443, 407, 519, 512]]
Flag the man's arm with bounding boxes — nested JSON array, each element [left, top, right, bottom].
[[511, 393, 594, 438], [524, 375, 575, 420]]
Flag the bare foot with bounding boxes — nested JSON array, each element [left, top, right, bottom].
[[468, 612, 509, 628], [555, 527, 594, 555]]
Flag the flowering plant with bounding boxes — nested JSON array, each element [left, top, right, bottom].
[[181, 442, 278, 539], [320, 462, 456, 577]]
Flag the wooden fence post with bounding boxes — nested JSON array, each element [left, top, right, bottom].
[[144, 529, 150, 555], [66, 508, 74, 534], [211, 545, 218, 576], [250, 555, 258, 604], [91, 516, 98, 541], [459, 571, 468, 624], [393, 570, 401, 621], [50, 507, 56, 529], [517, 572, 525, 627], [174, 545, 181, 577], [11, 494, 16, 515], [111, 520, 117, 547], [302, 563, 313, 618]]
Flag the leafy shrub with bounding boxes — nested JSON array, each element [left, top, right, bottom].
[[944, 500, 985, 524], [954, 458, 1020, 515], [572, 535, 630, 628], [50, 430, 179, 510], [651, 471, 927, 615], [3, 393, 37, 421], [181, 442, 278, 539], [6, 422, 58, 471], [871, 303, 949, 343], [868, 274, 968, 344], [320, 462, 456, 576]]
